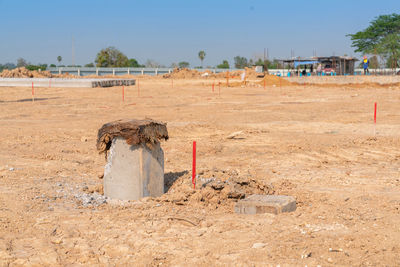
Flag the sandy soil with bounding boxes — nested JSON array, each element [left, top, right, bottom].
[[0, 77, 400, 266]]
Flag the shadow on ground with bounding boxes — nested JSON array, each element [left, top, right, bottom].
[[164, 170, 188, 193], [0, 97, 60, 103]]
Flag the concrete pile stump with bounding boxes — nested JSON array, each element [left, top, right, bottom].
[[97, 119, 168, 200]]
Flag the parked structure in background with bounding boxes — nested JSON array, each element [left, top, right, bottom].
[[280, 56, 358, 76]]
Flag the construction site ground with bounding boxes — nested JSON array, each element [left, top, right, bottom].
[[1, 76, 400, 266]]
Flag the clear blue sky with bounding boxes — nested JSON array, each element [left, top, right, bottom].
[[0, 0, 398, 67]]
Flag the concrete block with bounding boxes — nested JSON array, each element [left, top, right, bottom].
[[103, 137, 164, 200], [235, 194, 296, 215]]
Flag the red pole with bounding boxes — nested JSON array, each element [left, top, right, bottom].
[[212, 83, 214, 92], [218, 82, 221, 97], [49, 79, 51, 88], [263, 79, 266, 90], [32, 82, 34, 102], [122, 86, 125, 102], [192, 141, 196, 189], [374, 102, 377, 124]]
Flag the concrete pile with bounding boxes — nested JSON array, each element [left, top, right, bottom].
[[97, 119, 168, 201]]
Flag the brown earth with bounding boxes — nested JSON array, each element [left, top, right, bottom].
[[0, 78, 400, 266], [0, 67, 55, 78]]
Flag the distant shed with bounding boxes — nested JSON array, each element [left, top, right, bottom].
[[280, 56, 358, 75]]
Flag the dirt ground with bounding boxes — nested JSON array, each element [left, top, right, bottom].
[[0, 77, 400, 266]]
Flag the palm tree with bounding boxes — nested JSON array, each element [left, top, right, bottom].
[[198, 50, 206, 68], [57, 56, 62, 65]]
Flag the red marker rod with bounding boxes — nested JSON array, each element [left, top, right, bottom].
[[374, 102, 377, 136], [192, 141, 196, 189], [122, 86, 125, 102], [32, 82, 35, 102], [137, 80, 140, 97]]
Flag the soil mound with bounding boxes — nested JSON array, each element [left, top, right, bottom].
[[163, 68, 203, 79], [159, 168, 274, 207], [163, 67, 264, 80], [259, 74, 293, 86], [0, 67, 54, 78]]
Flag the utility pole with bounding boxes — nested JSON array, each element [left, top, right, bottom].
[[263, 48, 267, 75], [72, 36, 75, 67]]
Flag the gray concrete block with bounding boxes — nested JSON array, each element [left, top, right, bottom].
[[235, 194, 296, 215], [103, 137, 164, 200]]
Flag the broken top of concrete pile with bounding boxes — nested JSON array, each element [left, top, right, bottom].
[[235, 194, 296, 215], [96, 119, 169, 155]]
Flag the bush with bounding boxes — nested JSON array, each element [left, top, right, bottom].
[[217, 60, 229, 69], [26, 64, 47, 71]]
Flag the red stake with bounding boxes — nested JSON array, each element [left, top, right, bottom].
[[49, 79, 51, 88], [122, 86, 125, 102], [218, 82, 221, 97], [192, 141, 196, 189], [374, 102, 377, 124], [263, 79, 266, 90], [212, 83, 214, 92], [137, 80, 140, 97], [31, 82, 35, 102]]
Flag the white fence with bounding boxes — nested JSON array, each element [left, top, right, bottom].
[[47, 67, 400, 77]]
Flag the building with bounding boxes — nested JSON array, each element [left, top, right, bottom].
[[280, 56, 358, 75]]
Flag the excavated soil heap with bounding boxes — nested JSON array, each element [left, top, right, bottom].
[[159, 168, 274, 208], [0, 67, 54, 78], [163, 67, 264, 80], [163, 68, 203, 79]]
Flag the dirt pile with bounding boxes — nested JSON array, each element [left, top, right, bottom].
[[260, 74, 293, 86], [214, 67, 262, 79], [0, 67, 54, 78], [159, 168, 274, 207], [163, 67, 264, 80], [163, 68, 203, 79]]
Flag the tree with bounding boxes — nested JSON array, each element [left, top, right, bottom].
[[49, 64, 57, 68], [216, 60, 229, 69], [178, 61, 190, 68], [17, 58, 27, 68], [84, 63, 95, 67], [368, 55, 379, 68], [347, 13, 400, 69], [57, 56, 62, 65], [95, 46, 129, 67], [198, 50, 206, 68], [377, 33, 400, 68], [0, 63, 16, 72], [234, 56, 248, 69], [145, 59, 161, 68], [386, 54, 400, 68], [128, 58, 143, 68]]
